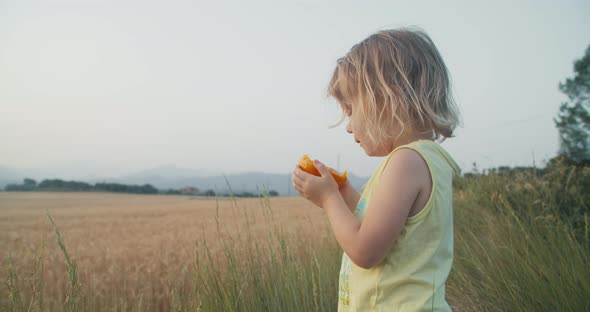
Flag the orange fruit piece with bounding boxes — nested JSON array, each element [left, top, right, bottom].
[[298, 154, 348, 187]]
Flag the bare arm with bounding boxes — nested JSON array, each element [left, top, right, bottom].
[[339, 180, 361, 213]]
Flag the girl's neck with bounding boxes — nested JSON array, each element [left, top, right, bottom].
[[375, 131, 434, 157], [394, 132, 433, 147]]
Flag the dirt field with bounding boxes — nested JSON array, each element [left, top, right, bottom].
[[0, 192, 331, 308]]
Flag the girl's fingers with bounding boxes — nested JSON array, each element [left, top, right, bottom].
[[294, 166, 317, 181], [293, 166, 307, 180], [292, 171, 304, 186], [292, 177, 300, 189], [293, 166, 313, 187], [292, 168, 311, 197], [293, 183, 304, 196], [292, 169, 303, 193]]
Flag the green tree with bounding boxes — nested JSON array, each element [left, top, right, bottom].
[[23, 178, 37, 187], [555, 44, 590, 165]]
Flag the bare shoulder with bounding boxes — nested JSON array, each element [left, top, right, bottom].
[[384, 148, 432, 217], [369, 148, 430, 213], [385, 148, 430, 181]]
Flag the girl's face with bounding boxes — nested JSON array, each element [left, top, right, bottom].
[[343, 105, 393, 157]]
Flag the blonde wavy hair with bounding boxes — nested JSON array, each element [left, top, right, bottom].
[[328, 27, 461, 143]]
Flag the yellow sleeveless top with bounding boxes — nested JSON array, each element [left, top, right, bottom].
[[338, 140, 460, 312]]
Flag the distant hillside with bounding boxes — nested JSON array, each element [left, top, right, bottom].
[[1, 165, 369, 196], [101, 171, 369, 196], [0, 166, 51, 188]]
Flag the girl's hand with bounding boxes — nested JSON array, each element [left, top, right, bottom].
[[292, 160, 341, 208]]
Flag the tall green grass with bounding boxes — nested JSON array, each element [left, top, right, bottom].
[[448, 161, 590, 311], [186, 188, 341, 311], [3, 161, 589, 311]]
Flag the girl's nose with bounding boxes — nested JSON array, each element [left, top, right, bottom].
[[346, 123, 352, 134]]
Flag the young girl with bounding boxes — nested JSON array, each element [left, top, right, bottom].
[[292, 28, 461, 311]]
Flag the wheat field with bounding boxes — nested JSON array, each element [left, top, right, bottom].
[[0, 192, 337, 310]]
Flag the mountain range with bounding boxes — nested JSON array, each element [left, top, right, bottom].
[[0, 165, 369, 196]]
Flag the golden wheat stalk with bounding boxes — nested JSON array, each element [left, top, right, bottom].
[[46, 210, 81, 312]]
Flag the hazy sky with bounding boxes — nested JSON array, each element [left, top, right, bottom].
[[1, 0, 589, 178]]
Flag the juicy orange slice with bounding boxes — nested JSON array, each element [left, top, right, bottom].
[[297, 154, 348, 187]]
